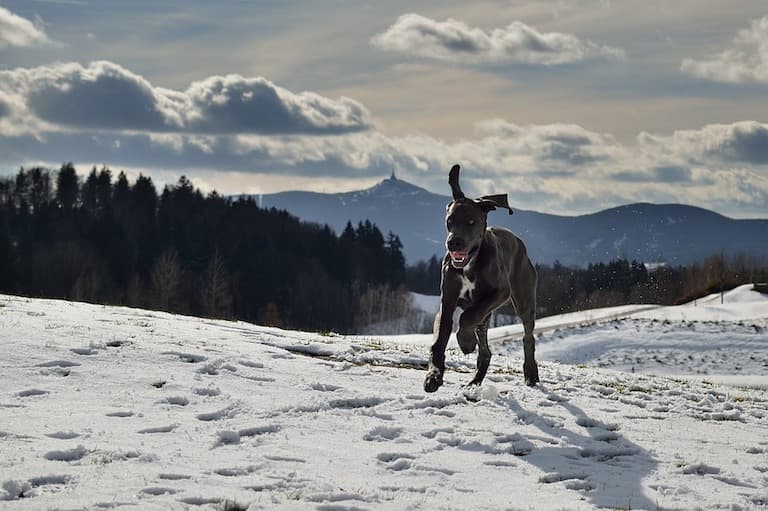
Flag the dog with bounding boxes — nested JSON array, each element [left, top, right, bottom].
[[423, 164, 539, 392]]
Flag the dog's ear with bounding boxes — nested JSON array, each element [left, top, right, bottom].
[[448, 164, 465, 200], [475, 194, 514, 215]]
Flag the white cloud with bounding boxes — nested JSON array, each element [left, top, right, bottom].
[[113, 118, 765, 214], [371, 13, 625, 66], [637, 121, 768, 165], [3, 65, 768, 216], [0, 6, 49, 49], [0, 61, 373, 136], [681, 16, 768, 83]]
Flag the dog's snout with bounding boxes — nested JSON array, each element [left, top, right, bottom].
[[446, 236, 464, 251]]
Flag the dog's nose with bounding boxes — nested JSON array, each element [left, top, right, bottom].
[[446, 236, 464, 251]]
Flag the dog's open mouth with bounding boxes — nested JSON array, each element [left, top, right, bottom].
[[450, 250, 470, 268]]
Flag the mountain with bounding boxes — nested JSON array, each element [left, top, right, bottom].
[[257, 175, 768, 266]]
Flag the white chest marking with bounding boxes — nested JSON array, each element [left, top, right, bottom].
[[459, 275, 475, 300]]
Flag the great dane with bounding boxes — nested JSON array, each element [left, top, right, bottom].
[[423, 164, 539, 393]]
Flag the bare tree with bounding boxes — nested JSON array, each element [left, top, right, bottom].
[[259, 302, 283, 328], [356, 284, 418, 334], [150, 248, 182, 312], [201, 248, 232, 319]]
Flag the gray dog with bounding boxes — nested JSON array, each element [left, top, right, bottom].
[[424, 164, 539, 393]]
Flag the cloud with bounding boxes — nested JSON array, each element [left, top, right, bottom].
[[638, 121, 768, 165], [0, 6, 48, 49], [681, 16, 768, 83], [612, 166, 692, 183], [371, 13, 625, 66], [0, 61, 372, 136], [3, 111, 768, 217]]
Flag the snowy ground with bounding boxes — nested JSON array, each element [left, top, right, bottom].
[[1, 286, 767, 510]]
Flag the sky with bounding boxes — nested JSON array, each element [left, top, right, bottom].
[[2, 0, 768, 217]]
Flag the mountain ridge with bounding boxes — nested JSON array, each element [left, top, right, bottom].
[[255, 176, 768, 266]]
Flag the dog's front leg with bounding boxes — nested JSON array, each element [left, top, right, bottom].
[[458, 293, 507, 387], [424, 301, 455, 393]]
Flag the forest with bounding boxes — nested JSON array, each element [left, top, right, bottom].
[[1, 164, 766, 334], [0, 164, 406, 333]]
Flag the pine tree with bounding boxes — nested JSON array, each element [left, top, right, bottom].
[[56, 163, 78, 211]]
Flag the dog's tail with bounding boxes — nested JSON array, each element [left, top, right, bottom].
[[449, 164, 465, 200]]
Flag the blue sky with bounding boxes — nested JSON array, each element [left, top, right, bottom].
[[2, 0, 768, 217]]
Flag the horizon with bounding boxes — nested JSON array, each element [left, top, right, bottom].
[[2, 2, 768, 218]]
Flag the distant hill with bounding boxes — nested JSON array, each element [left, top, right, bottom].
[[255, 175, 768, 266]]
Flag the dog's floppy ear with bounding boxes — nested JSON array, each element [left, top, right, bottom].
[[475, 194, 514, 215], [448, 164, 465, 200]]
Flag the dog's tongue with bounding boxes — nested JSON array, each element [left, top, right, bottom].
[[450, 251, 469, 263]]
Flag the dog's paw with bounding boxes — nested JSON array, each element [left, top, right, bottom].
[[524, 361, 540, 386], [456, 329, 477, 354], [424, 371, 444, 393]]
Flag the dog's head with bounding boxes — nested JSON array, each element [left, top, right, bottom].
[[444, 164, 513, 269]]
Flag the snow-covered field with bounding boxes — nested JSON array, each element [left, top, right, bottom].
[[1, 286, 767, 510]]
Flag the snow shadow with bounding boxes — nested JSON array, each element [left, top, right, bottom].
[[499, 388, 658, 510]]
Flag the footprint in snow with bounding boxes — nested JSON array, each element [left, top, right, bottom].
[[70, 348, 99, 356], [238, 424, 280, 437], [28, 474, 71, 488], [214, 430, 240, 446], [46, 431, 79, 440], [197, 360, 238, 376], [238, 359, 264, 369], [137, 424, 177, 434], [158, 473, 191, 481], [140, 487, 178, 496], [263, 454, 306, 463], [178, 497, 224, 506], [680, 462, 720, 475], [36, 360, 80, 368], [159, 396, 189, 406], [539, 472, 595, 492], [376, 452, 415, 471], [575, 417, 620, 431], [196, 405, 238, 422], [579, 445, 639, 461], [421, 427, 455, 439], [17, 389, 49, 398], [0, 480, 34, 501], [363, 426, 402, 442], [193, 387, 221, 397], [213, 466, 259, 477], [306, 382, 343, 392], [161, 351, 207, 364], [44, 445, 87, 462], [327, 397, 389, 409], [106, 411, 134, 418]]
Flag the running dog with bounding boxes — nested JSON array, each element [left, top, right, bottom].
[[424, 164, 539, 392]]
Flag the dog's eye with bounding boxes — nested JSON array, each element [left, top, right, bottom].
[[468, 219, 475, 225]]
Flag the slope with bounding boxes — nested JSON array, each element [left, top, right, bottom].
[[0, 293, 767, 510]]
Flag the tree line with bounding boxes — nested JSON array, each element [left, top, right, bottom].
[[406, 252, 768, 320], [0, 164, 408, 333]]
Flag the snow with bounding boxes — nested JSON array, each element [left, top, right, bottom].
[[1, 285, 767, 510]]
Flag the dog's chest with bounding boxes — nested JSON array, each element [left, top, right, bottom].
[[459, 274, 475, 301]]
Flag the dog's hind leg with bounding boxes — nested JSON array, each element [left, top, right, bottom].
[[509, 253, 539, 386], [511, 292, 539, 386], [466, 315, 491, 386], [521, 310, 539, 386]]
